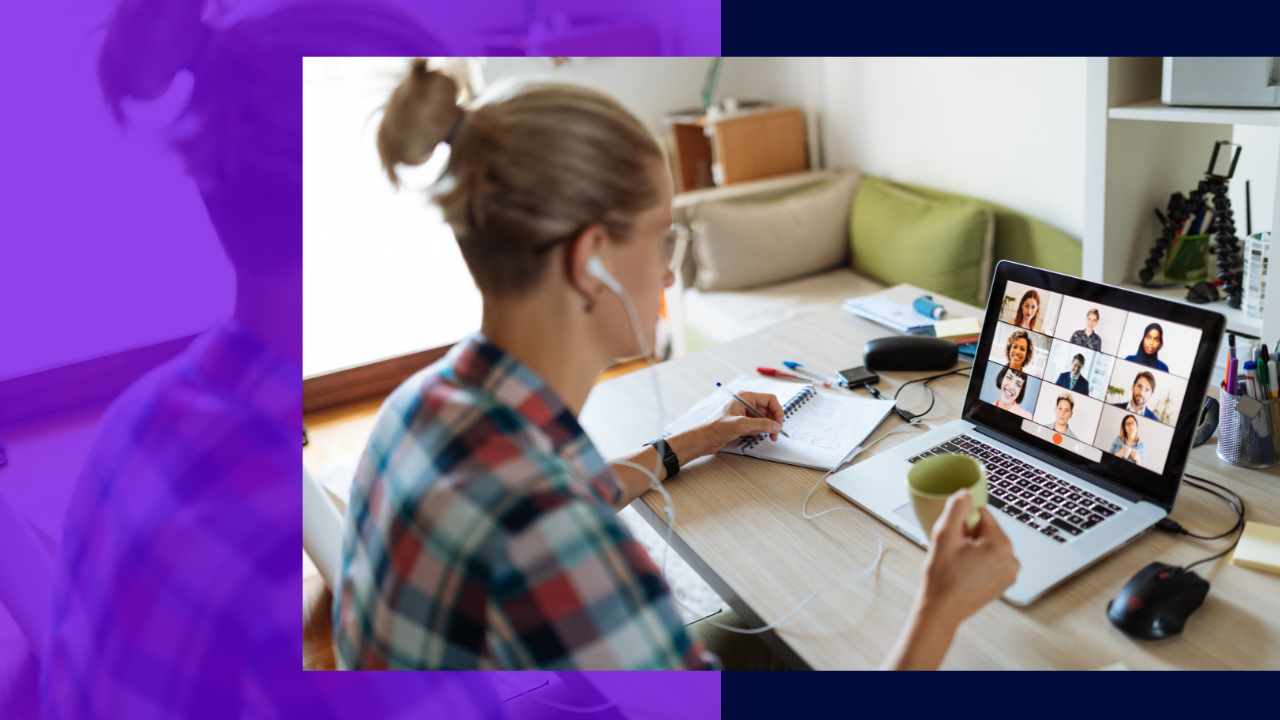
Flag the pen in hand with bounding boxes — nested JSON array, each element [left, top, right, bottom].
[[716, 382, 790, 438]]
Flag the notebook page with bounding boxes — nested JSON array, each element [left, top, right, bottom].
[[662, 375, 813, 451], [744, 392, 897, 471]]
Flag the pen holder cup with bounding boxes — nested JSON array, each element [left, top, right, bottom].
[[1217, 392, 1280, 469]]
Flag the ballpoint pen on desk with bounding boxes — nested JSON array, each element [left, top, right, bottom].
[[716, 382, 791, 437], [781, 361, 840, 388], [756, 367, 809, 383]]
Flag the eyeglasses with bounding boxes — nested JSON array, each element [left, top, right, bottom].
[[664, 223, 690, 273], [532, 222, 691, 274]]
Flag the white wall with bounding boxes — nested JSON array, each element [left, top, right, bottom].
[[1227, 125, 1279, 238], [483, 57, 714, 130], [304, 57, 731, 377], [819, 57, 1089, 240]]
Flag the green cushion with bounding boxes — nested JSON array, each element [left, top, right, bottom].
[[893, 182, 1082, 277], [851, 178, 993, 306]]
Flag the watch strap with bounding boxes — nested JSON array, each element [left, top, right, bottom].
[[645, 438, 680, 480]]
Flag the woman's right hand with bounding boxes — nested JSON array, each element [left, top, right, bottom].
[[916, 489, 1020, 630], [880, 489, 1019, 669]]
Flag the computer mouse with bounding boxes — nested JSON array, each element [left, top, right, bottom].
[[863, 336, 959, 371], [1185, 281, 1219, 304], [1107, 561, 1210, 639]]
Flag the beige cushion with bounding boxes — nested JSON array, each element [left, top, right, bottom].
[[683, 267, 886, 344], [692, 172, 862, 292]]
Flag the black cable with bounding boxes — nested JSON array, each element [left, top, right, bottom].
[[890, 368, 970, 422], [1154, 473, 1247, 573]]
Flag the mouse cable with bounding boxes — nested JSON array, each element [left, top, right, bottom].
[[1155, 473, 1246, 573], [886, 367, 970, 423]]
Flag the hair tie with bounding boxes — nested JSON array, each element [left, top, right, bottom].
[[442, 109, 466, 145]]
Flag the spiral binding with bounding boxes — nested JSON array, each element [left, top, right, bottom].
[[740, 386, 816, 451]]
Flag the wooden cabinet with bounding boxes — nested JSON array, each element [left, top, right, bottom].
[[667, 105, 809, 192]]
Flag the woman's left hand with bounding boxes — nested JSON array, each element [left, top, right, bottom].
[[670, 391, 785, 461]]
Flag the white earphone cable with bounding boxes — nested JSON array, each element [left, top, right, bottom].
[[599, 261, 896, 637]]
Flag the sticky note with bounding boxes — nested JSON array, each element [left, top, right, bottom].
[[1231, 521, 1280, 575], [932, 317, 981, 339]]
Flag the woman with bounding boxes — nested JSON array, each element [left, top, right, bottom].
[[1012, 289, 1041, 330], [1126, 322, 1169, 372], [1069, 308, 1102, 352], [1051, 394, 1079, 440], [1109, 415, 1145, 466], [336, 62, 1018, 671], [992, 366, 1034, 420], [1005, 329, 1034, 373]]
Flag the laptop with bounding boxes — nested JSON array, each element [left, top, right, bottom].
[[828, 262, 1225, 605]]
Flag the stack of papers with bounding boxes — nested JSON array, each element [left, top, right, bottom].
[[842, 296, 936, 333]]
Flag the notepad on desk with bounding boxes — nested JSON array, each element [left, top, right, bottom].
[[663, 375, 898, 472], [1231, 521, 1280, 575]]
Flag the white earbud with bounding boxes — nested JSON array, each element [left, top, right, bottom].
[[586, 256, 624, 295]]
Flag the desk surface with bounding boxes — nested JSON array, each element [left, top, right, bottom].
[[580, 284, 1280, 670]]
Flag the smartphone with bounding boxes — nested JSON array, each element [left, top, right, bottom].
[[837, 366, 879, 388]]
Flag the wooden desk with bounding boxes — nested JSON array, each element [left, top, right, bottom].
[[580, 284, 1280, 670]]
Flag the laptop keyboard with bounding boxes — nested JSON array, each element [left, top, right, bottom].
[[906, 434, 1123, 544]]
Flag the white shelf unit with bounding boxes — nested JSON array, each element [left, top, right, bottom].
[[1084, 58, 1280, 353], [1108, 98, 1280, 128]]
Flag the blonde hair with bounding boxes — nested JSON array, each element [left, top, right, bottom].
[[377, 59, 664, 296]]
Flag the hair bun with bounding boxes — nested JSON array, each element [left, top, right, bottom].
[[99, 0, 209, 122], [377, 59, 462, 185]]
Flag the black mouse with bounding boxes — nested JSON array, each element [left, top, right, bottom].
[[1185, 281, 1220, 304], [863, 336, 959, 371], [1107, 561, 1210, 639]]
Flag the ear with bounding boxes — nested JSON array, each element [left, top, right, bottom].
[[565, 223, 609, 302]]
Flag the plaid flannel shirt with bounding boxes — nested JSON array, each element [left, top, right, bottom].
[[334, 333, 709, 670], [41, 321, 309, 719]]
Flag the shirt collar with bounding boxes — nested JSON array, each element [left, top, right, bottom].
[[188, 319, 301, 431], [445, 332, 586, 455]]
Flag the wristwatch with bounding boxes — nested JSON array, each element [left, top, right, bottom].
[[644, 438, 680, 480]]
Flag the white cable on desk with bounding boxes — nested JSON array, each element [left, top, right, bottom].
[[802, 420, 936, 520]]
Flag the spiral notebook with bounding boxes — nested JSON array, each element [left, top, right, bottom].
[[662, 375, 898, 472]]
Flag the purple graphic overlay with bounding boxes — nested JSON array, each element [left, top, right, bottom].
[[0, 0, 721, 717]]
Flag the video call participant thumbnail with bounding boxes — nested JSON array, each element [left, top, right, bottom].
[[1012, 289, 1041, 331], [1055, 352, 1089, 395], [978, 362, 1040, 420], [1125, 322, 1169, 372], [1111, 370, 1159, 421], [1094, 404, 1177, 474], [1109, 414, 1146, 467], [1117, 312, 1201, 379], [999, 282, 1061, 336], [1107, 359, 1189, 427], [1005, 329, 1035, 373], [989, 323, 1052, 378], [1031, 384, 1102, 446], [1069, 307, 1102, 353], [1052, 295, 1124, 357]]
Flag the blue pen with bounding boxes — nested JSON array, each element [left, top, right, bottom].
[[782, 361, 840, 387]]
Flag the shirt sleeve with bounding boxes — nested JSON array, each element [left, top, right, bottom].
[[487, 490, 709, 670]]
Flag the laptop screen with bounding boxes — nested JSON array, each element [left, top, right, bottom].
[[962, 262, 1225, 510]]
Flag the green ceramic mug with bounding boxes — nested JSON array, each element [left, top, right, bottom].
[[906, 453, 988, 538]]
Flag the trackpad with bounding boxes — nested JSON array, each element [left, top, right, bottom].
[[893, 502, 921, 530]]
